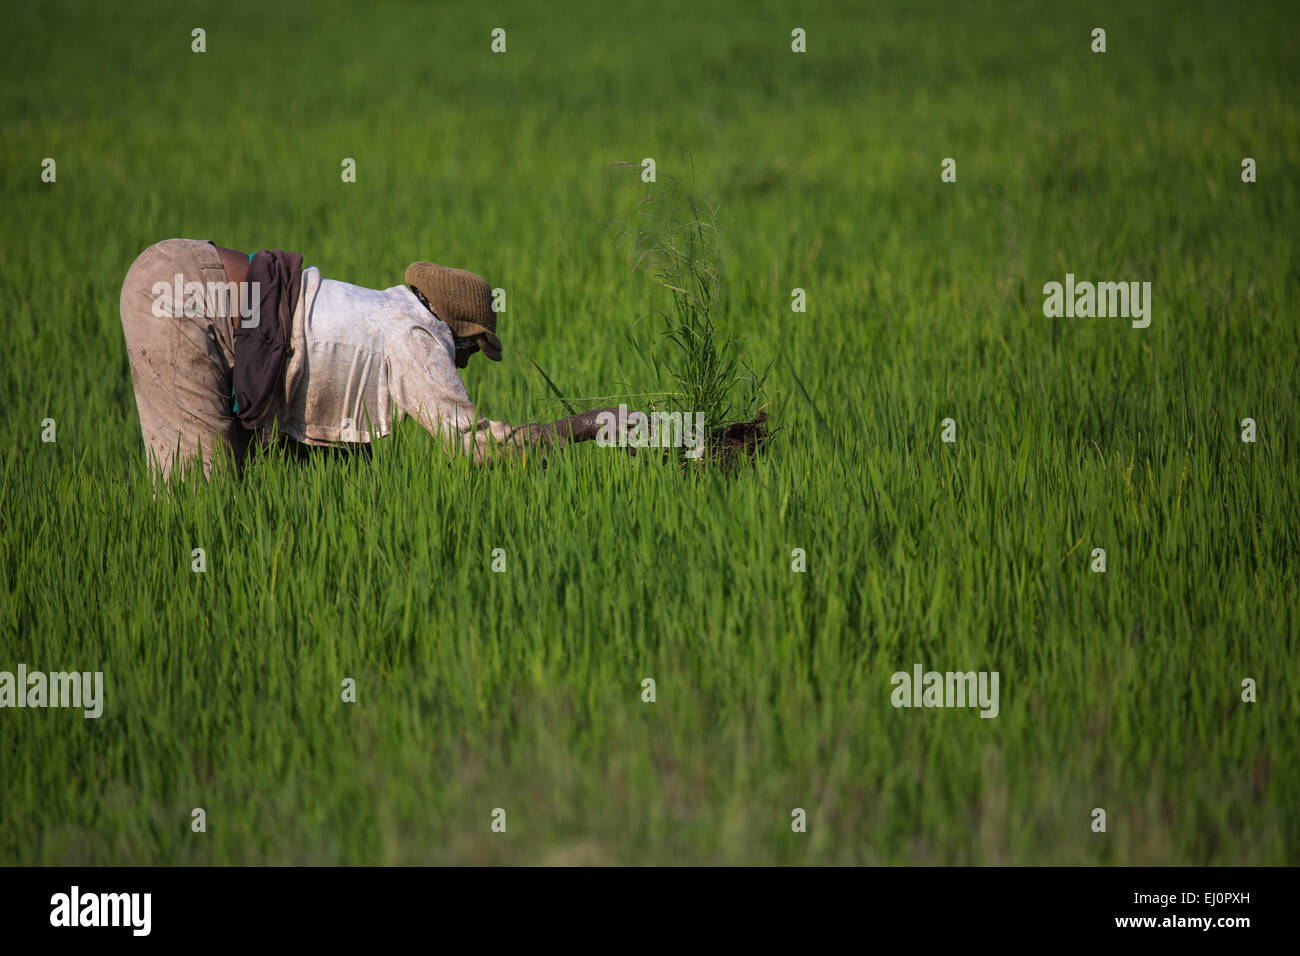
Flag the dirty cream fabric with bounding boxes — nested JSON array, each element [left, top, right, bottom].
[[119, 238, 247, 480], [276, 274, 517, 461]]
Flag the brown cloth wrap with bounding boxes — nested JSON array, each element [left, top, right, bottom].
[[235, 249, 303, 429]]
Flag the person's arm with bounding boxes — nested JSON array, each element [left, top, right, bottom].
[[432, 401, 618, 466], [486, 407, 623, 462], [390, 324, 617, 465]]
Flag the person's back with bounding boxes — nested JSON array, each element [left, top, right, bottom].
[[279, 272, 488, 449]]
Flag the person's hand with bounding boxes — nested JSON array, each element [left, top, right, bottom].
[[552, 407, 617, 444]]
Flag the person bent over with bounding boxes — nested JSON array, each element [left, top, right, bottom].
[[119, 239, 616, 481]]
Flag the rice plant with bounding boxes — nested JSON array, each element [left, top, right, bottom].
[[610, 157, 768, 433]]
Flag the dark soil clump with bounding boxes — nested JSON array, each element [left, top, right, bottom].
[[690, 412, 773, 472]]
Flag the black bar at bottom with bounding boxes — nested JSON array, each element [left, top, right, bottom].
[[0, 865, 1289, 943]]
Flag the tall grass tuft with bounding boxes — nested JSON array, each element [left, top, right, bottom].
[[611, 158, 767, 432]]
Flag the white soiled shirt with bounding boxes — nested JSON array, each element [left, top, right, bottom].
[[275, 267, 515, 459]]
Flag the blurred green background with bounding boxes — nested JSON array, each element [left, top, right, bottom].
[[0, 0, 1296, 864]]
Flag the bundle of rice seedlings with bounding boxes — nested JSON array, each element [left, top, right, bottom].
[[608, 156, 772, 468]]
